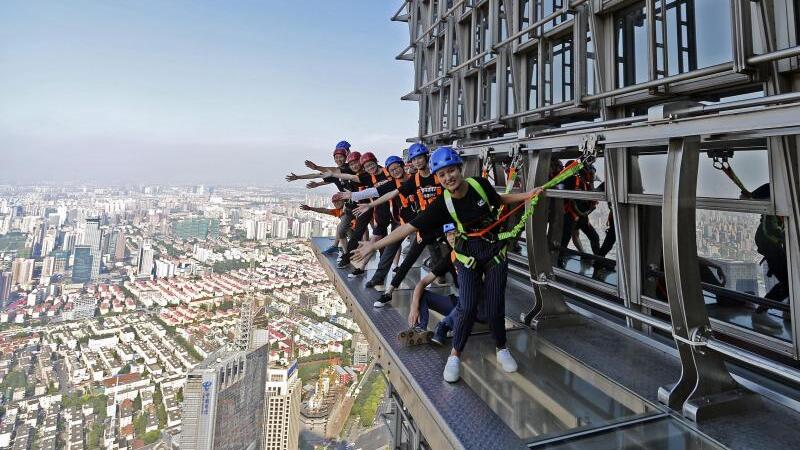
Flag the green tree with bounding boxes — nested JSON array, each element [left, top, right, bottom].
[[142, 430, 161, 444], [133, 413, 147, 436], [86, 423, 103, 449]]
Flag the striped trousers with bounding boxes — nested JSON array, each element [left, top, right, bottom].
[[451, 238, 508, 352]]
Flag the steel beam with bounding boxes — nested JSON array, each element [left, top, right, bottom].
[[523, 149, 581, 327], [657, 136, 751, 422]]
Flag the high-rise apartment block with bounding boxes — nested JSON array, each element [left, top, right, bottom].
[[263, 362, 301, 450], [181, 345, 269, 450]]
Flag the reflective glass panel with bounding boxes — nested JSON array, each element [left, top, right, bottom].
[[696, 148, 769, 199], [696, 209, 792, 342], [454, 331, 657, 442], [535, 416, 725, 449]]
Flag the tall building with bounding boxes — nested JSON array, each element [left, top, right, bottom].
[[71, 295, 96, 320], [353, 333, 370, 366], [263, 362, 301, 450], [181, 345, 268, 450], [113, 230, 126, 261], [40, 256, 56, 281], [72, 245, 93, 284], [53, 250, 70, 274], [256, 221, 269, 241], [299, 221, 312, 239], [11, 258, 34, 287], [245, 220, 257, 240], [83, 218, 102, 280], [0, 271, 12, 307], [272, 217, 289, 240], [137, 242, 154, 277]]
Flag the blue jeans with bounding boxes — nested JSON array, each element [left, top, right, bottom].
[[417, 290, 487, 330]]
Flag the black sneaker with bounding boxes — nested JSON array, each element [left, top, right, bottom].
[[365, 279, 382, 289], [348, 268, 365, 279], [337, 258, 349, 269], [431, 321, 449, 346], [373, 294, 392, 308]]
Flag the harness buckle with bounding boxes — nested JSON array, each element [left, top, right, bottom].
[[461, 255, 476, 269], [578, 134, 599, 165]]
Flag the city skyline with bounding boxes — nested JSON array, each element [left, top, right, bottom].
[[0, 1, 417, 186]]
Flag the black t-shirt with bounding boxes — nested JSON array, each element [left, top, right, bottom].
[[399, 172, 442, 211], [410, 177, 502, 234], [377, 176, 417, 223], [358, 168, 393, 222], [323, 165, 354, 192]]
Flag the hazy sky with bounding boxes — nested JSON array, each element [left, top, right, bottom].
[[0, 1, 417, 185]]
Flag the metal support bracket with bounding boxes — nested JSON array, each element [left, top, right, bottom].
[[656, 136, 754, 422]]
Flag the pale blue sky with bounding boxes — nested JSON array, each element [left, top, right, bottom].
[[0, 1, 417, 185]]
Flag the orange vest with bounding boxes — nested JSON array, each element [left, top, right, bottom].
[[415, 172, 443, 211]]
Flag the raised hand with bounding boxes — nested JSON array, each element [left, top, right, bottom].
[[307, 181, 323, 189], [350, 241, 374, 265], [286, 173, 300, 182], [305, 160, 321, 171], [299, 204, 311, 211], [354, 204, 372, 217]]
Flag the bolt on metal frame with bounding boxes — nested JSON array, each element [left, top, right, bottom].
[[395, 0, 800, 422]]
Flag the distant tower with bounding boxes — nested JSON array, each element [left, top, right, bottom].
[[236, 262, 257, 351], [83, 218, 103, 280]]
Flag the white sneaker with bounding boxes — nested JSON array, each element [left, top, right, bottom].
[[373, 284, 384, 291], [443, 355, 461, 383], [496, 348, 518, 373]]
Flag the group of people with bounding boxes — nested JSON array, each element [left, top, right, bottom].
[[288, 141, 545, 383]]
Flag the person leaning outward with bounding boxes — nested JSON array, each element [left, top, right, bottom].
[[322, 152, 394, 277], [286, 140, 354, 255], [352, 146, 545, 383], [337, 155, 415, 290], [347, 143, 446, 307]]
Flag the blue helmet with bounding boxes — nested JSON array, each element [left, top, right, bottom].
[[442, 223, 456, 233], [429, 146, 462, 174], [335, 140, 351, 150], [385, 155, 404, 168], [408, 143, 429, 161]]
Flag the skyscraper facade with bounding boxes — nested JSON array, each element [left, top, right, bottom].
[[181, 345, 269, 450], [83, 218, 102, 280], [137, 242, 154, 277], [72, 245, 93, 284], [0, 271, 12, 307], [10, 258, 34, 287], [263, 362, 301, 450]]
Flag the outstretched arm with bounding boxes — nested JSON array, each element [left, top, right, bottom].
[[500, 186, 544, 205], [351, 223, 418, 264], [305, 160, 339, 172], [353, 189, 400, 216], [299, 204, 337, 216], [286, 171, 329, 182], [322, 170, 360, 182]]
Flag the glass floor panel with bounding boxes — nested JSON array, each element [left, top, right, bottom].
[[451, 329, 658, 443], [532, 416, 725, 450], [559, 253, 619, 287]]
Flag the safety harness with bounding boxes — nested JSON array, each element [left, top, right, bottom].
[[414, 172, 443, 211], [709, 150, 751, 198], [444, 146, 592, 272]]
